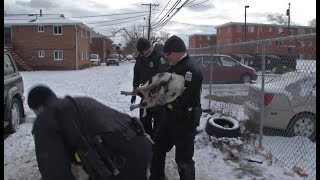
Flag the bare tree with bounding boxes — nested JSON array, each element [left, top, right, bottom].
[[308, 18, 316, 27], [266, 13, 289, 25]]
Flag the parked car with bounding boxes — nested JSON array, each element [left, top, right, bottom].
[[106, 54, 120, 66], [244, 71, 316, 141], [190, 54, 258, 84], [229, 54, 256, 67], [4, 49, 25, 133], [89, 54, 101, 66]]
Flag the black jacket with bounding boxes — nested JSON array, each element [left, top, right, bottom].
[[32, 97, 140, 180], [133, 48, 168, 89], [168, 54, 203, 108]]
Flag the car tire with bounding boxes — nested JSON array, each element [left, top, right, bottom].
[[205, 116, 240, 138], [7, 98, 23, 133], [117, 63, 119, 66], [241, 74, 251, 83], [287, 113, 316, 141], [106, 63, 109, 66]]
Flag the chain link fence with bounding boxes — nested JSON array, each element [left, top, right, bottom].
[[190, 33, 316, 179]]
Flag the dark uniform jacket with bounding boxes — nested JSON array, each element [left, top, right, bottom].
[[133, 48, 168, 89], [168, 54, 203, 109], [32, 97, 143, 180]]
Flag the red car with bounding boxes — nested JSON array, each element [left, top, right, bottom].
[[190, 54, 258, 84]]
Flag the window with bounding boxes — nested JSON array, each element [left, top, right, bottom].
[[53, 26, 62, 35], [38, 25, 44, 32], [81, 51, 84, 60], [4, 54, 16, 75], [86, 51, 88, 59], [288, 30, 294, 35], [268, 27, 272, 32], [38, 50, 45, 58], [259, 26, 263, 32], [53, 50, 63, 60], [228, 26, 231, 33], [297, 41, 305, 48], [299, 54, 304, 59], [81, 28, 84, 37], [236, 38, 241, 43], [236, 25, 241, 32], [221, 56, 237, 67], [86, 31, 88, 39], [275, 40, 283, 47], [248, 26, 254, 33], [308, 41, 312, 47], [277, 27, 283, 33], [309, 29, 313, 33], [207, 36, 210, 40]]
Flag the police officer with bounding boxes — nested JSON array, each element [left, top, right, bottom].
[[28, 85, 152, 180], [132, 37, 169, 139], [149, 35, 203, 180]]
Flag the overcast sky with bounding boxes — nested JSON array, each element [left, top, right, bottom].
[[4, 0, 316, 46]]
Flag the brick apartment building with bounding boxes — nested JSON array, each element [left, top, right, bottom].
[[4, 12, 94, 70], [215, 22, 316, 59], [188, 34, 217, 48], [90, 32, 114, 63]]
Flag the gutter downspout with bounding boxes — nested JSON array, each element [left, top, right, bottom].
[[75, 25, 78, 70]]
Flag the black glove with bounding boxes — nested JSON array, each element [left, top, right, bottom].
[[131, 96, 136, 104]]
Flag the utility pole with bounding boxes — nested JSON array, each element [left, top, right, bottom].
[[287, 3, 291, 35], [142, 3, 159, 40]]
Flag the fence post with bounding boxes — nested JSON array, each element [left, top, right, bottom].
[[208, 47, 213, 109], [259, 42, 266, 149]]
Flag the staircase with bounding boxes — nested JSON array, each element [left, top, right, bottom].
[[5, 47, 33, 71]]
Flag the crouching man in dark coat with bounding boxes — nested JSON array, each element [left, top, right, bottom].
[[28, 85, 153, 180]]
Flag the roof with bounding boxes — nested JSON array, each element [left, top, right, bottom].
[[189, 33, 216, 37], [90, 31, 114, 43], [215, 22, 316, 29], [4, 14, 94, 31]]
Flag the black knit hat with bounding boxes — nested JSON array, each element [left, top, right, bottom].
[[163, 35, 186, 53], [136, 37, 151, 52], [27, 85, 57, 109]]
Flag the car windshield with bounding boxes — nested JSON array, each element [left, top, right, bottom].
[[109, 54, 119, 59], [90, 54, 98, 59]]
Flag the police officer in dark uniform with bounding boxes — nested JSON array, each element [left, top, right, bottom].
[[28, 85, 152, 180], [132, 37, 169, 139], [149, 35, 203, 180]]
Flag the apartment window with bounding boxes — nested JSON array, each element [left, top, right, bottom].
[[248, 26, 254, 33], [288, 30, 294, 36], [277, 27, 283, 33], [297, 41, 305, 48], [38, 25, 44, 32], [86, 30, 88, 39], [38, 50, 45, 58], [308, 41, 312, 47], [275, 40, 283, 47], [198, 36, 202, 40], [81, 28, 84, 37], [268, 27, 272, 32], [236, 38, 241, 43], [53, 50, 63, 60], [207, 36, 210, 40], [259, 26, 263, 32], [228, 26, 231, 33], [86, 51, 88, 59], [53, 26, 62, 35], [81, 51, 84, 60], [236, 25, 241, 32]]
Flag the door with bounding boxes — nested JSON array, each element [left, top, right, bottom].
[[220, 56, 243, 82], [201, 56, 222, 83]]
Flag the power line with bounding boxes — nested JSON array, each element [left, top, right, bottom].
[[92, 17, 145, 28], [69, 11, 151, 18], [151, 0, 182, 28], [151, 0, 172, 24], [86, 14, 149, 24], [184, 0, 209, 7]]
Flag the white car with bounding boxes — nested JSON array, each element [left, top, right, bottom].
[[106, 54, 120, 66], [89, 54, 101, 66]]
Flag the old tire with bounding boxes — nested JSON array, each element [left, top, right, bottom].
[[287, 113, 316, 141], [7, 98, 23, 133], [205, 116, 240, 138], [241, 74, 251, 83]]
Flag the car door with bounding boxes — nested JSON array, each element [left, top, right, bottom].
[[220, 56, 243, 82], [201, 56, 221, 83]]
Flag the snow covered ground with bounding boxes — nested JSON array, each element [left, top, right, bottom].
[[4, 61, 313, 180]]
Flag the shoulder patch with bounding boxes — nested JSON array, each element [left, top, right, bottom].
[[160, 58, 166, 64], [185, 71, 192, 81]]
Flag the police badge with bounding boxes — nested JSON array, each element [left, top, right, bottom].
[[160, 58, 166, 64], [149, 61, 154, 68], [185, 71, 192, 81]]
